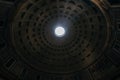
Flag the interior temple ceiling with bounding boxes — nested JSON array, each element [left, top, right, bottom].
[[0, 0, 120, 80]]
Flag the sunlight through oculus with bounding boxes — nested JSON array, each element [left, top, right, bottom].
[[55, 26, 65, 37]]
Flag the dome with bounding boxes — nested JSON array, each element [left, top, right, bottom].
[[0, 0, 120, 80]]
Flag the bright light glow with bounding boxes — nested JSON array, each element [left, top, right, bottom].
[[55, 26, 65, 37]]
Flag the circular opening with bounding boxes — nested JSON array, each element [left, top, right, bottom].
[[55, 26, 65, 37]]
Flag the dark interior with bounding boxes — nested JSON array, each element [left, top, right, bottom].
[[0, 0, 120, 80]]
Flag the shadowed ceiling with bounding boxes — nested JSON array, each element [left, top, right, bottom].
[[0, 0, 120, 80]]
